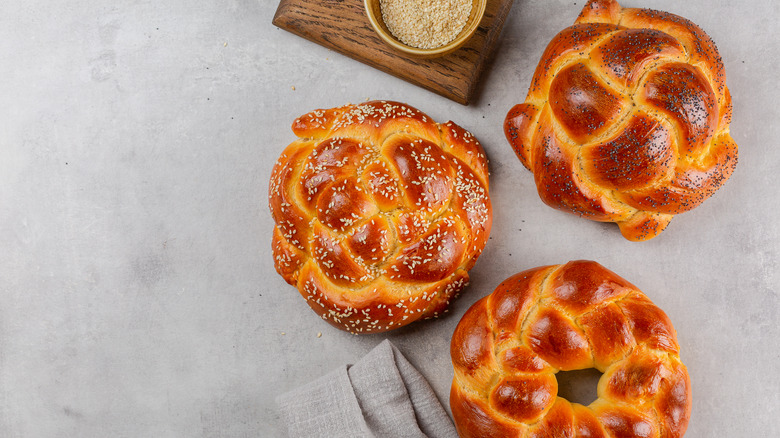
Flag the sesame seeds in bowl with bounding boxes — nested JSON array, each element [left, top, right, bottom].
[[364, 0, 487, 58]]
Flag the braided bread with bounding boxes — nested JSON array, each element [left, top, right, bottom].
[[504, 0, 737, 241], [450, 261, 691, 437], [269, 101, 492, 334]]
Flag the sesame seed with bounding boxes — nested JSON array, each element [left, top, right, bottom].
[[379, 0, 472, 49]]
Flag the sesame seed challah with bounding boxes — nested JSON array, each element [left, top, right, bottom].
[[269, 101, 492, 334]]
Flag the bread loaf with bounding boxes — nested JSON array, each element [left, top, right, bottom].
[[450, 261, 691, 437], [269, 101, 492, 333], [505, 0, 737, 241]]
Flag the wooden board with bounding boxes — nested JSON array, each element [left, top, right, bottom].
[[272, 0, 514, 105]]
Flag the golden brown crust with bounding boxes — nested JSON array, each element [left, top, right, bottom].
[[269, 101, 492, 333], [450, 261, 691, 438], [504, 0, 737, 241]]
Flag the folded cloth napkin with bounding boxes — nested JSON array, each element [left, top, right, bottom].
[[277, 339, 457, 438]]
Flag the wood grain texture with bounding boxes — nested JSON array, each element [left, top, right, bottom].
[[272, 0, 514, 105]]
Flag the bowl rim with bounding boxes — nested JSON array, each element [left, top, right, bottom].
[[364, 0, 487, 58]]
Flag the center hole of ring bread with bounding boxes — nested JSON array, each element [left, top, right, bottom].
[[555, 368, 602, 406]]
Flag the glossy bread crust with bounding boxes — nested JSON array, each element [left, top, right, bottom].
[[269, 101, 492, 334], [504, 0, 737, 241], [450, 261, 691, 437]]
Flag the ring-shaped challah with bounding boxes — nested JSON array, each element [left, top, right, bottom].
[[450, 261, 691, 437], [269, 101, 492, 334]]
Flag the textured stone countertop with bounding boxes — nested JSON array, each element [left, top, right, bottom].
[[1, 0, 778, 436]]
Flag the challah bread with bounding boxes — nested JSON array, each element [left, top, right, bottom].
[[504, 0, 737, 241], [450, 261, 691, 437], [269, 101, 492, 334]]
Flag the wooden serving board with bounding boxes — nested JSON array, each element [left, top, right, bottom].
[[272, 0, 514, 105]]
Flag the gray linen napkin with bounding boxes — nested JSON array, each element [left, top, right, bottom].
[[277, 339, 457, 438]]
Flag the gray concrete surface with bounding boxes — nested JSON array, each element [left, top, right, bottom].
[[0, 0, 778, 436]]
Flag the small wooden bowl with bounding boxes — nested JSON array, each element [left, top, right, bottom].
[[364, 0, 487, 58]]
